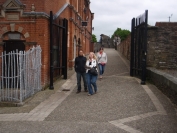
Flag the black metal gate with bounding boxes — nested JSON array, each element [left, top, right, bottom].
[[130, 10, 148, 84], [49, 11, 68, 89]]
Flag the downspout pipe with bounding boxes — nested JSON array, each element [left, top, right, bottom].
[[53, 3, 69, 20]]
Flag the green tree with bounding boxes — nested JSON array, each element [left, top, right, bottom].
[[112, 28, 130, 41], [92, 34, 97, 42]]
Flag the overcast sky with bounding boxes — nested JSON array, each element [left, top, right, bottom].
[[90, 0, 177, 41]]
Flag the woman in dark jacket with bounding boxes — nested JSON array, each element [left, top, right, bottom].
[[74, 50, 87, 93]]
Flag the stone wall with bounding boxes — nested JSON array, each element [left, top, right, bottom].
[[117, 22, 177, 105], [147, 22, 177, 69], [146, 67, 177, 105], [117, 22, 177, 70], [117, 34, 131, 60]]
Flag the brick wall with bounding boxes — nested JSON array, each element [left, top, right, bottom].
[[117, 34, 131, 60], [0, 0, 94, 88]]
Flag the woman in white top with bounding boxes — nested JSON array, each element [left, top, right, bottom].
[[97, 47, 107, 79], [85, 52, 98, 96]]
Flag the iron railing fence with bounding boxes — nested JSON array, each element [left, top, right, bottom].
[[0, 45, 42, 103]]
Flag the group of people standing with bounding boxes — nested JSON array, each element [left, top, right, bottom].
[[74, 47, 107, 96]]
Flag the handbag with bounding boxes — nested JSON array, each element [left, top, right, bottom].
[[98, 54, 105, 66], [90, 67, 98, 76], [100, 63, 105, 66]]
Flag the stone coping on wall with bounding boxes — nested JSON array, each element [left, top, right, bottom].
[[146, 67, 177, 105]]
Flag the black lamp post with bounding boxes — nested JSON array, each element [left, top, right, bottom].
[[100, 35, 103, 50], [113, 39, 115, 50], [114, 36, 118, 50], [100, 35, 104, 47], [102, 36, 104, 47]]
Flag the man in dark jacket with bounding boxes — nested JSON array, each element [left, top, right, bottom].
[[74, 49, 87, 93]]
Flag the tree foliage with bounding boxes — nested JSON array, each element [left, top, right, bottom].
[[92, 34, 97, 42], [112, 28, 130, 41]]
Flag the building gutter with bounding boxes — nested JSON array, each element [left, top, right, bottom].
[[23, 12, 49, 18], [53, 3, 69, 20], [22, 3, 69, 19]]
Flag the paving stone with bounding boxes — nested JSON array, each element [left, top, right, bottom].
[[0, 48, 177, 133]]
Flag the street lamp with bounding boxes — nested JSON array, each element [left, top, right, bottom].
[[113, 36, 121, 50], [168, 14, 173, 22], [113, 39, 115, 49], [100, 35, 104, 47], [101, 36, 104, 47], [114, 36, 118, 50], [107, 38, 110, 48]]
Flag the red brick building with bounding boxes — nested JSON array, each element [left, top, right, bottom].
[[0, 0, 94, 88]]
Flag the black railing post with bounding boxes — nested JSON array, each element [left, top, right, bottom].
[[134, 18, 137, 75], [141, 10, 148, 85], [62, 18, 68, 79], [130, 18, 135, 76], [141, 58, 146, 84], [49, 11, 54, 90]]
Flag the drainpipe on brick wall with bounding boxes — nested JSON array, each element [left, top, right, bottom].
[[54, 3, 69, 19]]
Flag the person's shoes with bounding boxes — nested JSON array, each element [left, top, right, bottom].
[[84, 89, 88, 92], [76, 91, 81, 94], [99, 75, 102, 79], [88, 94, 92, 96]]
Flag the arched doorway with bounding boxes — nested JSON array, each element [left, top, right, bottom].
[[3, 32, 25, 52], [3, 40, 25, 53], [2, 33, 25, 88]]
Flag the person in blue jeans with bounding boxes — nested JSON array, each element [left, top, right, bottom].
[[74, 50, 87, 93], [97, 47, 107, 79], [85, 52, 98, 96]]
